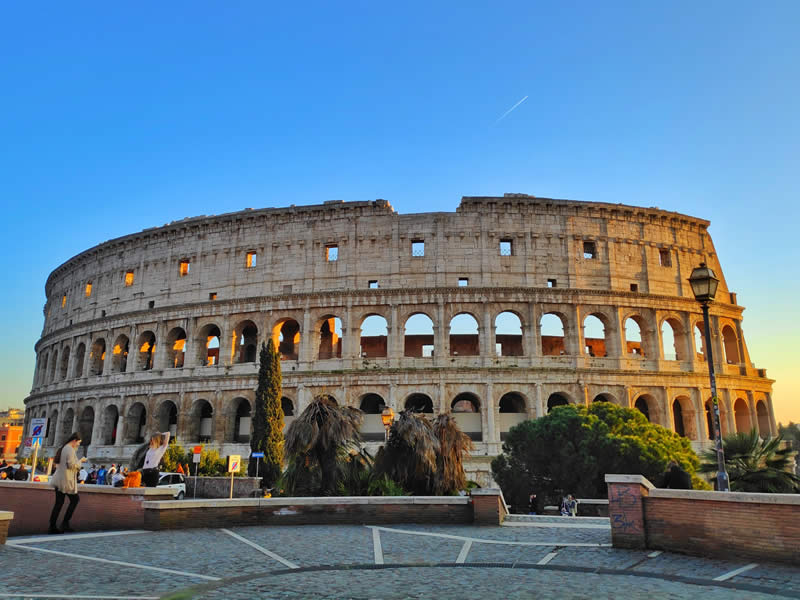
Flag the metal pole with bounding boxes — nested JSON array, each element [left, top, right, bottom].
[[229, 471, 234, 499], [701, 302, 730, 492]]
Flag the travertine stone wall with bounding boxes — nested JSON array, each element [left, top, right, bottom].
[[24, 195, 775, 483]]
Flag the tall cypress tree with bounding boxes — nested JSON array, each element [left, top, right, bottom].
[[249, 339, 284, 486]]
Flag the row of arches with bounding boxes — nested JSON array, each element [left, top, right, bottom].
[[35, 309, 744, 386]]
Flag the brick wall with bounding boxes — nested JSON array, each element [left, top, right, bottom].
[[0, 481, 173, 537], [185, 476, 262, 499], [0, 512, 11, 544]]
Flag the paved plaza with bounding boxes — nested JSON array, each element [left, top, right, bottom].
[[1, 517, 798, 599]]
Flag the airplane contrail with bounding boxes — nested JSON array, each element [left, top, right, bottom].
[[495, 95, 529, 123]]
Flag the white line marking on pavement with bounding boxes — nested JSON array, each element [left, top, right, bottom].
[[372, 526, 384, 564], [537, 551, 558, 565], [220, 528, 298, 569], [0, 595, 158, 599], [647, 551, 662, 558], [9, 544, 220, 581], [502, 521, 610, 530], [368, 526, 611, 547], [712, 563, 759, 581], [456, 540, 472, 563], [8, 530, 150, 545]]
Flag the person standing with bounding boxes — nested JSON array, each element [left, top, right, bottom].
[[97, 465, 107, 486], [661, 461, 693, 490], [48, 433, 87, 534], [141, 431, 170, 487]]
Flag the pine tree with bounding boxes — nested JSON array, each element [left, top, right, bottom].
[[249, 339, 284, 486]]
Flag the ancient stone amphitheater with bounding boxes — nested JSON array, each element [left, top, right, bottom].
[[25, 194, 775, 483]]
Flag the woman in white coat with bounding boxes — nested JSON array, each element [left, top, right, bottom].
[[49, 433, 87, 534]]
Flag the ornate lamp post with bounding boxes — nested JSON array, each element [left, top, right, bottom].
[[688, 262, 730, 492], [380, 406, 395, 442]]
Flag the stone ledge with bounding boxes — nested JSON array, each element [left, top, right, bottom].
[[0, 481, 173, 496], [605, 474, 655, 489], [649, 488, 800, 505], [0, 511, 13, 522], [143, 496, 472, 510]]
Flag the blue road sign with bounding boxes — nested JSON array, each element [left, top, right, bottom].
[[251, 452, 264, 458]]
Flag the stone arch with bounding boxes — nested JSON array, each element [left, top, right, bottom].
[[49, 349, 58, 383], [190, 399, 214, 442], [694, 321, 706, 361], [634, 394, 658, 423], [359, 393, 387, 442], [73, 343, 86, 378], [165, 327, 186, 369], [196, 324, 221, 366], [272, 318, 301, 361], [547, 392, 570, 412], [624, 316, 646, 357], [39, 352, 49, 386], [495, 311, 523, 357], [451, 392, 482, 441], [111, 334, 130, 373], [316, 315, 343, 360], [232, 320, 259, 364], [592, 392, 618, 404], [404, 393, 434, 413], [498, 392, 527, 441], [734, 397, 751, 432], [540, 313, 566, 356], [125, 402, 147, 444], [136, 331, 156, 371], [155, 400, 179, 439], [89, 338, 106, 376], [230, 397, 252, 443], [359, 393, 386, 414], [451, 392, 480, 413], [60, 407, 75, 444], [59, 346, 70, 380], [449, 312, 480, 357], [671, 395, 696, 439], [660, 316, 688, 361], [722, 325, 740, 364], [78, 406, 94, 453], [404, 313, 435, 358], [46, 409, 58, 446], [756, 400, 770, 437], [360, 314, 388, 358], [102, 404, 119, 445], [583, 314, 608, 357], [281, 397, 295, 416]]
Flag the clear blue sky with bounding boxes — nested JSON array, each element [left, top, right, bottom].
[[2, 2, 798, 423]]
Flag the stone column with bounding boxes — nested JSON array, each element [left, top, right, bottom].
[[389, 305, 401, 365], [434, 302, 446, 365], [152, 320, 168, 370], [486, 381, 498, 449], [482, 304, 494, 364], [183, 319, 197, 369], [438, 381, 446, 414], [528, 302, 539, 360], [103, 330, 114, 375], [613, 308, 626, 358], [766, 393, 777, 436], [533, 383, 543, 419], [388, 382, 397, 411]]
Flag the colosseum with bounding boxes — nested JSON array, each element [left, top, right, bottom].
[[24, 194, 776, 483]]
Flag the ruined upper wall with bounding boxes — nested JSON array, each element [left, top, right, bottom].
[[41, 194, 730, 334]]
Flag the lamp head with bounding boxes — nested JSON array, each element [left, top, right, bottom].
[[688, 262, 720, 303]]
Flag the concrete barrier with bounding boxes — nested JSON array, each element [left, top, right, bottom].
[[0, 511, 13, 544], [185, 475, 262, 498]]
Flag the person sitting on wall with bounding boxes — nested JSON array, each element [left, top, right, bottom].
[[14, 464, 29, 481], [660, 461, 693, 490]]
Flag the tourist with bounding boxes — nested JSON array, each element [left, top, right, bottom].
[[141, 431, 170, 487], [560, 494, 578, 517], [78, 465, 88, 484], [48, 433, 88, 534], [106, 464, 116, 484], [661, 461, 692, 490], [97, 465, 107, 486], [14, 464, 29, 481], [111, 468, 125, 487], [527, 492, 537, 515]]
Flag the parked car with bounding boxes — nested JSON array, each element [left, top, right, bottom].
[[157, 472, 186, 499]]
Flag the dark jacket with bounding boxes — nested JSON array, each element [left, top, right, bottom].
[[662, 465, 692, 490]]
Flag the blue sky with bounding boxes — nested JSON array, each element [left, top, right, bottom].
[[1, 2, 798, 423]]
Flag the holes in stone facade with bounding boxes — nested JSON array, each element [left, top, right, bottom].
[[111, 335, 129, 373], [137, 331, 156, 371], [89, 339, 106, 376], [246, 252, 257, 268], [179, 259, 191, 277], [232, 398, 252, 443], [369, 280, 378, 289], [449, 313, 479, 356], [722, 325, 740, 364], [404, 313, 434, 357], [411, 240, 425, 257], [541, 313, 566, 356], [124, 271, 134, 287], [624, 317, 645, 356], [232, 321, 258, 363], [317, 316, 343, 359], [495, 311, 522, 357], [405, 393, 433, 413], [273, 319, 300, 360], [325, 245, 338, 262], [458, 278, 468, 287], [197, 324, 221, 366], [547, 279, 556, 288], [166, 328, 186, 368], [659, 248, 672, 267], [85, 282, 92, 297], [583, 241, 597, 259], [360, 315, 387, 358], [499, 239, 513, 256], [583, 314, 607, 357], [73, 343, 85, 378], [547, 393, 569, 413]]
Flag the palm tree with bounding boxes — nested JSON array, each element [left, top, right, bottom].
[[700, 429, 800, 493], [283, 395, 364, 495], [374, 410, 439, 495], [432, 414, 474, 495]]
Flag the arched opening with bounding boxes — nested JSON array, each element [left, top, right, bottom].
[[46, 410, 58, 446], [547, 393, 569, 413], [734, 398, 751, 432], [672, 400, 685, 437], [49, 350, 58, 383], [583, 315, 607, 357], [404, 313, 435, 358], [625, 317, 644, 356], [232, 398, 252, 443], [359, 393, 387, 441], [89, 339, 106, 376], [125, 402, 147, 444], [705, 399, 715, 440], [59, 347, 70, 380], [232, 321, 258, 364], [197, 324, 221, 366], [273, 319, 300, 361], [592, 393, 615, 404], [499, 392, 526, 441], [661, 318, 687, 361], [191, 400, 214, 442], [449, 313, 479, 356], [136, 331, 156, 371], [281, 397, 295, 433], [78, 407, 94, 453], [495, 311, 523, 357], [102, 405, 119, 445], [451, 392, 482, 441], [317, 316, 343, 360], [166, 328, 186, 369], [73, 344, 85, 378], [756, 400, 770, 437], [405, 393, 433, 413], [722, 325, 740, 364], [634, 396, 654, 422], [541, 313, 566, 356], [694, 323, 706, 361], [38, 352, 48, 386], [156, 400, 178, 439], [111, 335, 130, 373], [60, 407, 74, 444], [360, 315, 388, 358]]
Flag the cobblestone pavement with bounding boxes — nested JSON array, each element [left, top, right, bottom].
[[0, 520, 798, 599]]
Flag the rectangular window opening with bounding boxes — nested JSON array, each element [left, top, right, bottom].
[[500, 239, 513, 256], [61, 294, 67, 308], [630, 283, 639, 292], [179, 260, 191, 277], [583, 241, 597, 259], [209, 292, 217, 301], [124, 271, 134, 287], [283, 284, 292, 294], [85, 282, 92, 297], [458, 278, 469, 287], [369, 280, 379, 289], [411, 240, 425, 257], [422, 344, 434, 357], [325, 245, 339, 262], [659, 248, 672, 267], [246, 252, 257, 268], [547, 279, 557, 288], [148, 300, 155, 309]]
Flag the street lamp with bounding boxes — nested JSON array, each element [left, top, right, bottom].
[[380, 406, 395, 442], [688, 262, 730, 492]]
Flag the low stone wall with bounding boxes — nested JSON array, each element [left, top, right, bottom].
[[0, 511, 12, 544], [606, 474, 800, 564], [185, 476, 262, 499], [0, 481, 173, 537]]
